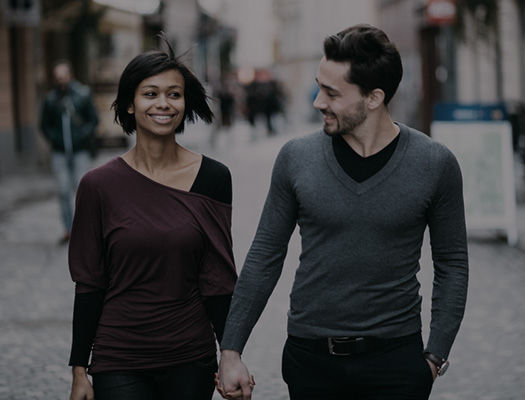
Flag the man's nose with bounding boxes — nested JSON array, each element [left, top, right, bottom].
[[313, 91, 325, 110]]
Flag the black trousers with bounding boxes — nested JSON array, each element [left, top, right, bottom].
[[92, 354, 217, 400], [282, 332, 434, 400]]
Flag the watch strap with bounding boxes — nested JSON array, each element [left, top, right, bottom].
[[424, 352, 449, 376], [424, 352, 444, 367]]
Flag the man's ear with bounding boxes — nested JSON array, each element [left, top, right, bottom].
[[367, 89, 385, 111], [127, 104, 134, 114]]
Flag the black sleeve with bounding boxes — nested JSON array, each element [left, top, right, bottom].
[[193, 156, 233, 342], [203, 295, 232, 343], [68, 290, 105, 367], [190, 156, 232, 205]]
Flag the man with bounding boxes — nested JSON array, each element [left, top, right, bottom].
[[41, 60, 99, 244], [217, 24, 468, 400]]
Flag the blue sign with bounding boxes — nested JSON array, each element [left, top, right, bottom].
[[433, 102, 508, 122]]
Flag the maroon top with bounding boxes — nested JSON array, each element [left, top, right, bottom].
[[69, 157, 237, 374]]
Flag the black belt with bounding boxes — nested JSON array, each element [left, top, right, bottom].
[[289, 332, 420, 356]]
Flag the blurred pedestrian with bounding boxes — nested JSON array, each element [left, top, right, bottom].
[[217, 73, 239, 129], [40, 60, 99, 244], [245, 69, 284, 136], [68, 34, 237, 400], [217, 24, 468, 400]]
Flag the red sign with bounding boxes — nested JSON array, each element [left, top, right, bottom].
[[426, 0, 457, 26]]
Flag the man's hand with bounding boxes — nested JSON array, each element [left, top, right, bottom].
[[69, 366, 94, 400], [216, 350, 255, 400]]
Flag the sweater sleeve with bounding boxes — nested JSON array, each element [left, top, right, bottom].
[[220, 141, 299, 354], [425, 144, 469, 359]]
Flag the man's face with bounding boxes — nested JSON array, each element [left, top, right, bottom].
[[53, 64, 72, 91], [313, 57, 367, 136]]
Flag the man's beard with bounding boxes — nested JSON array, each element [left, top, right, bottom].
[[322, 99, 367, 137]]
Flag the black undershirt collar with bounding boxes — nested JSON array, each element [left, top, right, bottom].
[[332, 133, 400, 183]]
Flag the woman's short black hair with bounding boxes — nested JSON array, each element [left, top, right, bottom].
[[111, 32, 213, 135], [323, 24, 403, 105]]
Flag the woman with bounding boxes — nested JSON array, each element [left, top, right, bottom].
[[68, 35, 237, 400]]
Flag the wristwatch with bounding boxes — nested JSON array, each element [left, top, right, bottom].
[[424, 352, 450, 376]]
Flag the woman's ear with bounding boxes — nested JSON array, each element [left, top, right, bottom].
[[367, 89, 385, 111], [127, 104, 134, 114]]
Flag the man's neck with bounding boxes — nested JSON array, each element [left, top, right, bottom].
[[341, 113, 399, 158]]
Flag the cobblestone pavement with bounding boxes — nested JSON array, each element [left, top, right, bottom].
[[1, 119, 524, 399]]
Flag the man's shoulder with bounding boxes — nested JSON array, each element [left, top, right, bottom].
[[43, 89, 60, 103], [402, 123, 449, 151], [401, 123, 430, 142], [281, 130, 324, 153], [70, 81, 92, 97], [400, 123, 457, 166]]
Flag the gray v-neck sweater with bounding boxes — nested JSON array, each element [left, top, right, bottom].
[[222, 123, 468, 359]]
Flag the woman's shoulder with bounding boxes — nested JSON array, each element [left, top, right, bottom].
[[191, 155, 232, 204], [200, 155, 231, 178], [80, 157, 128, 187]]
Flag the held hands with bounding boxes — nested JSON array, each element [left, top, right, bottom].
[[216, 350, 255, 400]]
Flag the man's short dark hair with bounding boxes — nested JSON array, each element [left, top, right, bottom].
[[323, 24, 403, 105], [112, 33, 213, 135]]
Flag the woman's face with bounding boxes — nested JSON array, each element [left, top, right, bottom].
[[128, 69, 185, 137]]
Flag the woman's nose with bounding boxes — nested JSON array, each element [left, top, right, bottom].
[[156, 95, 169, 108]]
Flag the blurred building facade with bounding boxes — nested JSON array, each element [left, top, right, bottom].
[[1, 0, 524, 177]]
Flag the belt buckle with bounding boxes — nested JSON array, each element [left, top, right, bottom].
[[328, 337, 363, 356]]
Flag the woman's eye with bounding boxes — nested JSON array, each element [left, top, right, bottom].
[[169, 92, 182, 98], [144, 92, 157, 97]]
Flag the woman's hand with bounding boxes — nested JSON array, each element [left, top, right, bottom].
[[69, 366, 94, 400]]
